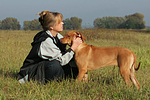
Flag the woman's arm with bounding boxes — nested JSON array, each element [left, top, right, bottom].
[[38, 38, 74, 66]]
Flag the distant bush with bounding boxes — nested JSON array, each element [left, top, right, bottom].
[[1, 17, 21, 30], [63, 17, 82, 30], [94, 13, 146, 29], [23, 19, 42, 30]]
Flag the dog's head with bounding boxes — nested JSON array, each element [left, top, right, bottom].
[[60, 31, 86, 46]]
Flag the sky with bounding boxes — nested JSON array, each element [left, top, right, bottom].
[[0, 0, 150, 27]]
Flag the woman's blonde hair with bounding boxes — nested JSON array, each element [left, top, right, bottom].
[[36, 11, 63, 31]]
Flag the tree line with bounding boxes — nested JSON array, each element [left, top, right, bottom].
[[93, 13, 146, 29], [0, 12, 146, 30]]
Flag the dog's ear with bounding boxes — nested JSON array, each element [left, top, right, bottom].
[[76, 31, 86, 41]]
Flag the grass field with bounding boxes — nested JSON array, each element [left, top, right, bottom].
[[0, 29, 150, 99]]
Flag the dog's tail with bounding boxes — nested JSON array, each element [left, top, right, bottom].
[[132, 51, 141, 71], [135, 62, 141, 71]]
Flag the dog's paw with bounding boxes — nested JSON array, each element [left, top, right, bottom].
[[83, 74, 88, 82]]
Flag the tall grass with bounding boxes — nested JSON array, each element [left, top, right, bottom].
[[0, 29, 150, 99]]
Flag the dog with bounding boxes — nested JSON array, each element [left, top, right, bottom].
[[60, 31, 141, 89]]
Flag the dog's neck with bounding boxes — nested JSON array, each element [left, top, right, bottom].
[[74, 42, 87, 53], [70, 36, 84, 47], [70, 41, 84, 48]]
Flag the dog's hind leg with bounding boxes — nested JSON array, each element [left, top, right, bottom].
[[119, 66, 132, 87], [130, 63, 140, 90], [118, 54, 134, 87]]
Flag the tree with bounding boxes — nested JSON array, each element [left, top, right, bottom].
[[11, 18, 21, 30], [124, 13, 145, 29], [23, 19, 42, 30], [106, 17, 126, 29], [70, 17, 82, 30], [23, 21, 31, 30], [63, 18, 72, 30], [63, 17, 82, 30], [93, 16, 126, 29], [30, 19, 42, 30], [1, 17, 21, 30], [93, 17, 105, 28], [93, 12, 145, 29], [2, 18, 12, 30]]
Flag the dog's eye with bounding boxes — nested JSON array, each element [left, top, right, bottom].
[[67, 35, 70, 37]]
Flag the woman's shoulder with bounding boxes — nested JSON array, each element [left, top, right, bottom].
[[33, 31, 47, 40]]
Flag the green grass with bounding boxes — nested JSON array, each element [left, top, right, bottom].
[[0, 29, 150, 99]]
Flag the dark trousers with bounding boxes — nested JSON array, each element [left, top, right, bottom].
[[44, 60, 78, 83]]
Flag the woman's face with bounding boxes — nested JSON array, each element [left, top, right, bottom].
[[52, 21, 64, 33]]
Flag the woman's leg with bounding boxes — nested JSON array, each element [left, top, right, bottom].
[[62, 59, 79, 79], [71, 67, 79, 79], [44, 60, 64, 83], [44, 59, 79, 83]]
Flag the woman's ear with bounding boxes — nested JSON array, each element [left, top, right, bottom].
[[50, 27, 53, 30]]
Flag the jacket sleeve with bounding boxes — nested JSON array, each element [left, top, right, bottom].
[[38, 37, 74, 66]]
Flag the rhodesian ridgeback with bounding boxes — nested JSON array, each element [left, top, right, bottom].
[[60, 31, 140, 89]]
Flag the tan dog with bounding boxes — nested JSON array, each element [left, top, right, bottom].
[[60, 31, 141, 89]]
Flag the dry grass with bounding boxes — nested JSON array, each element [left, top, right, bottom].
[[0, 29, 150, 99]]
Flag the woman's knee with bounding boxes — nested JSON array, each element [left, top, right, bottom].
[[45, 60, 64, 81]]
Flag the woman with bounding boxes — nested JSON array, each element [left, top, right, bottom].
[[18, 11, 82, 84]]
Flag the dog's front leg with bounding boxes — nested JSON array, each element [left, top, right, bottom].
[[83, 73, 88, 82], [77, 69, 87, 81]]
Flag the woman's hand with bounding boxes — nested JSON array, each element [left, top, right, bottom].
[[71, 36, 83, 51]]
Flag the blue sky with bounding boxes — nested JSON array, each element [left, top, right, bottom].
[[0, 0, 150, 27]]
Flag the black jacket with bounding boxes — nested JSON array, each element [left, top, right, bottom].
[[18, 31, 66, 83]]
